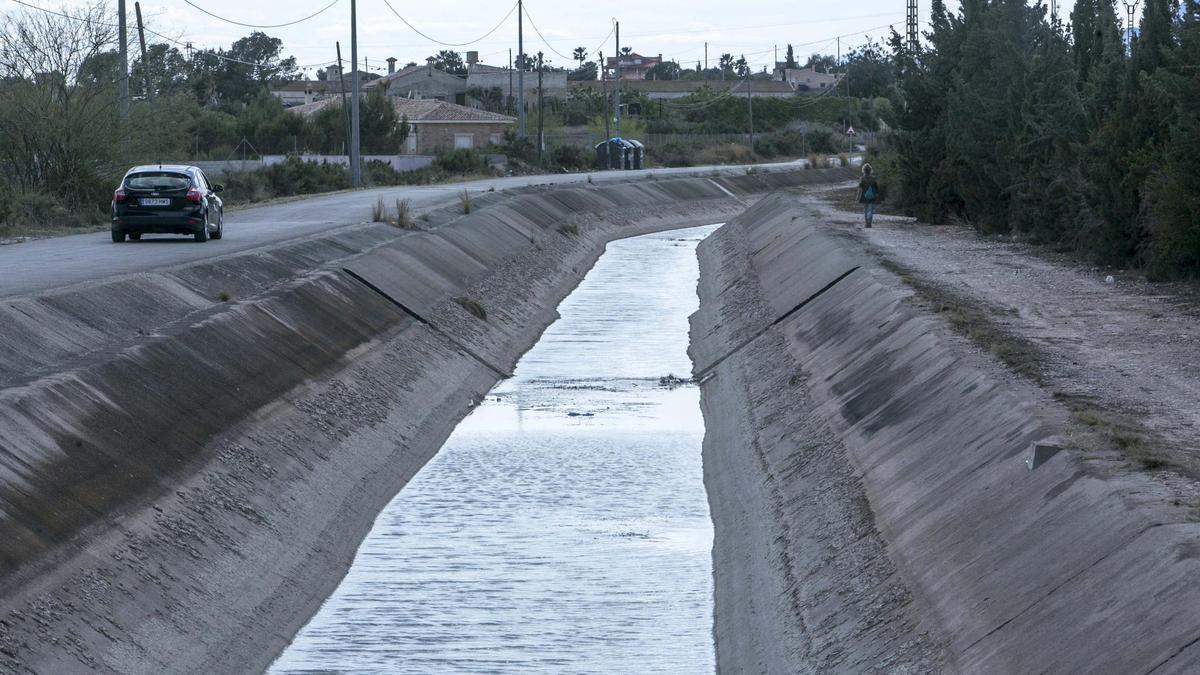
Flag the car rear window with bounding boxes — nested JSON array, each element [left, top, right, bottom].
[[125, 172, 191, 190]]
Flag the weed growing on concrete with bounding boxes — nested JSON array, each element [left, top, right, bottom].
[[371, 197, 387, 222], [885, 255, 1188, 477], [587, 174, 593, 184], [218, 291, 231, 302], [881, 258, 1046, 383], [453, 296, 487, 321], [459, 190, 472, 214], [1052, 392, 1181, 473], [838, 153, 849, 167], [393, 199, 413, 229], [557, 222, 581, 237]]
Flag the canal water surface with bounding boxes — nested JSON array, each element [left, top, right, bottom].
[[270, 224, 720, 674]]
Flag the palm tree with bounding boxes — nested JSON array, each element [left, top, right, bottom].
[[621, 46, 633, 56], [573, 46, 587, 68]]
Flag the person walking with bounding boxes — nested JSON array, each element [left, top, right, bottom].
[[857, 163, 878, 228]]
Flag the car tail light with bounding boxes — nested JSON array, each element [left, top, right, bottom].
[[185, 187, 202, 203], [113, 188, 127, 202]]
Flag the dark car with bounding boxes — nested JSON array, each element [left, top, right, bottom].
[[111, 165, 224, 243]]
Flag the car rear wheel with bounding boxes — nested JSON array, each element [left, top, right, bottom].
[[211, 213, 223, 240], [112, 230, 126, 243], [194, 216, 209, 243]]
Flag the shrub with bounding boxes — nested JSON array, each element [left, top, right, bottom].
[[694, 143, 754, 165], [650, 142, 696, 168], [371, 197, 387, 222], [261, 157, 350, 197], [549, 144, 591, 171], [459, 189, 471, 214], [435, 148, 490, 174], [364, 159, 407, 186], [394, 198, 413, 229]]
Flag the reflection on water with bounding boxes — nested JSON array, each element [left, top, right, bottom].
[[270, 225, 720, 674]]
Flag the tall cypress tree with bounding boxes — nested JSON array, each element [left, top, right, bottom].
[[1078, 0, 1138, 260], [1144, 0, 1200, 277], [1011, 8, 1089, 242], [1072, 0, 1100, 78]]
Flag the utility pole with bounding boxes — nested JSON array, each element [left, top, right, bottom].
[[117, 0, 129, 157], [1122, 0, 1139, 51], [600, 50, 611, 168], [846, 49, 853, 150], [746, 79, 754, 151], [336, 42, 351, 160], [704, 42, 708, 71], [907, 0, 919, 51], [350, 0, 361, 187], [614, 20, 621, 136], [134, 2, 151, 101], [508, 48, 513, 115], [518, 0, 526, 138], [536, 52, 544, 157]]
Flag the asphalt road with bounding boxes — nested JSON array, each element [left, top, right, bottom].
[[0, 161, 804, 299]]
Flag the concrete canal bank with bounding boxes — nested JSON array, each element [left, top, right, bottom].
[[0, 167, 853, 673], [690, 194, 1200, 673]]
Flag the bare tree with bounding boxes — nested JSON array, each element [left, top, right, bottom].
[[0, 1, 120, 199]]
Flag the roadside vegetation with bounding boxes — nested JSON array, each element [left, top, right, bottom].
[[879, 0, 1200, 280], [0, 3, 498, 238]]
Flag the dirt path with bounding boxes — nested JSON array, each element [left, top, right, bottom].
[[811, 183, 1200, 483]]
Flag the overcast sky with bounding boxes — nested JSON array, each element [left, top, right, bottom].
[[19, 0, 946, 77]]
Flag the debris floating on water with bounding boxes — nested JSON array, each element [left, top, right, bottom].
[[658, 374, 694, 389]]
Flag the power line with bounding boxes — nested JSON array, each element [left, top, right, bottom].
[[5, 0, 329, 69], [665, 21, 897, 66], [180, 0, 340, 29], [657, 79, 749, 110], [379, 0, 519, 47], [620, 11, 903, 40], [591, 22, 615, 59], [521, 4, 572, 62]]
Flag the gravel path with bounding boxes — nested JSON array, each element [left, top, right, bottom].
[[811, 183, 1200, 480]]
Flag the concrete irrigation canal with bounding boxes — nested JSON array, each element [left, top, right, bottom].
[[3, 165, 1200, 673], [271, 225, 718, 673]]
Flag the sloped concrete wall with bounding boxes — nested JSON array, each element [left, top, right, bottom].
[[691, 194, 1200, 673], [0, 167, 853, 673]]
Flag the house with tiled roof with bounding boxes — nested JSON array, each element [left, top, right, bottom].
[[289, 97, 514, 154], [366, 62, 469, 105]]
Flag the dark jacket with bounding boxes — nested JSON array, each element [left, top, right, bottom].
[[858, 175, 879, 203]]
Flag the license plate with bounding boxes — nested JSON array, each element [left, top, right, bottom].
[[140, 198, 170, 206]]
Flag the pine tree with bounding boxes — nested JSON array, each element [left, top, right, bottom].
[[1143, 0, 1200, 277]]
